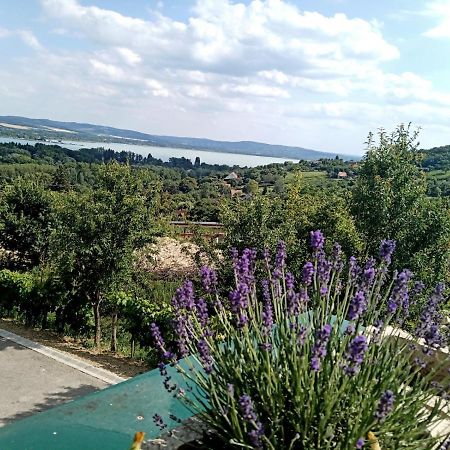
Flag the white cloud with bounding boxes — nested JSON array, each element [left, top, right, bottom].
[[40, 0, 398, 75], [0, 0, 444, 154], [0, 27, 11, 38], [422, 1, 450, 38], [221, 83, 290, 99], [116, 47, 142, 65], [17, 30, 43, 50]]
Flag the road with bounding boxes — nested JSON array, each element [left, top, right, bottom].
[[0, 336, 108, 427]]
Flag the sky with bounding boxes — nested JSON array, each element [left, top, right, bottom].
[[1, 1, 450, 155]]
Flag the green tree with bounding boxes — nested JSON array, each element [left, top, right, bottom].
[[243, 179, 259, 195], [353, 125, 450, 286], [221, 174, 363, 278], [51, 162, 160, 348], [0, 177, 54, 269]]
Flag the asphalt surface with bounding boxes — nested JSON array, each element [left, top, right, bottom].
[[0, 336, 108, 427]]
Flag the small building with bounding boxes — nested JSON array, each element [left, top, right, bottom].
[[224, 171, 240, 181], [337, 171, 348, 179]]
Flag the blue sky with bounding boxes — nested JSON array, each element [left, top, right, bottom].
[[1, 0, 450, 154]]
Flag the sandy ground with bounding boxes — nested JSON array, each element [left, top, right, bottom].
[[139, 237, 211, 279]]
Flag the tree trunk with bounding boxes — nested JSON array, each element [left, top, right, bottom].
[[110, 311, 118, 352], [93, 293, 102, 349], [130, 338, 135, 358]]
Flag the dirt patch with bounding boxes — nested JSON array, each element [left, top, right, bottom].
[[138, 237, 210, 279], [0, 319, 147, 378]]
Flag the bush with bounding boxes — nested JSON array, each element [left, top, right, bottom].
[[152, 232, 450, 449], [0, 267, 62, 327]]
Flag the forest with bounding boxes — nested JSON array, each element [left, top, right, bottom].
[[0, 125, 449, 366]]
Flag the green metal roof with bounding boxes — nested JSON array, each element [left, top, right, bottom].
[[0, 364, 193, 450]]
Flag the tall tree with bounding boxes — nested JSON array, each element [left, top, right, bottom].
[[52, 162, 160, 348], [353, 125, 450, 286]]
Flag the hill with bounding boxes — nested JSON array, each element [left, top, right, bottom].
[[0, 115, 355, 161]]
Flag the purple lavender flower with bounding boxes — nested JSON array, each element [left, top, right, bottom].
[[413, 357, 427, 370], [261, 280, 274, 333], [344, 335, 368, 376], [173, 314, 190, 358], [248, 422, 264, 449], [349, 256, 361, 285], [286, 272, 301, 315], [423, 324, 443, 349], [231, 247, 239, 268], [311, 324, 332, 372], [345, 323, 356, 335], [301, 261, 315, 285], [173, 280, 196, 311], [356, 438, 364, 449], [375, 390, 395, 422], [387, 270, 412, 314], [234, 248, 257, 287], [380, 239, 396, 264], [259, 342, 273, 351], [297, 325, 308, 345], [310, 230, 325, 250], [200, 266, 217, 294], [229, 282, 250, 312], [362, 257, 376, 288], [197, 337, 214, 374], [411, 280, 425, 300], [273, 241, 287, 279], [262, 247, 271, 271], [151, 322, 165, 353], [158, 362, 176, 392], [347, 291, 367, 321], [371, 319, 384, 343], [416, 283, 445, 349], [195, 297, 209, 328], [153, 413, 167, 431], [299, 287, 309, 309], [239, 394, 258, 422], [229, 282, 250, 328], [331, 242, 344, 272], [317, 250, 331, 296]]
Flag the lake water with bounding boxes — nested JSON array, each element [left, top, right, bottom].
[[0, 137, 299, 167]]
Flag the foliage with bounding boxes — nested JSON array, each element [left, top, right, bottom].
[[50, 162, 161, 347], [152, 233, 450, 450], [0, 177, 54, 269], [353, 125, 450, 287], [221, 174, 363, 278]]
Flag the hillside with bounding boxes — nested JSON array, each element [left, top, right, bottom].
[[0, 115, 354, 161]]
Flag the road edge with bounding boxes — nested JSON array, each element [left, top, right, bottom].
[[0, 328, 127, 385]]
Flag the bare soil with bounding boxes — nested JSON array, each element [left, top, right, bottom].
[[138, 237, 213, 279], [0, 318, 148, 378]]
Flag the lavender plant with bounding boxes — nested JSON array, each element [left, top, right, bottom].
[[152, 231, 450, 449]]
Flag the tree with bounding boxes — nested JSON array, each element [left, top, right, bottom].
[[51, 162, 160, 348], [243, 179, 259, 195], [0, 177, 54, 269], [221, 173, 363, 278], [353, 125, 450, 286]]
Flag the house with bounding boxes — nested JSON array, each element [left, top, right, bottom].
[[337, 171, 348, 179], [224, 171, 240, 181]]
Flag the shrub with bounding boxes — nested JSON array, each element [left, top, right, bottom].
[[152, 232, 450, 449]]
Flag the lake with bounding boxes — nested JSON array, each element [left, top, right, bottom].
[[0, 137, 299, 167]]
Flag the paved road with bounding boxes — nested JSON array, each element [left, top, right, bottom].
[[0, 336, 108, 427]]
